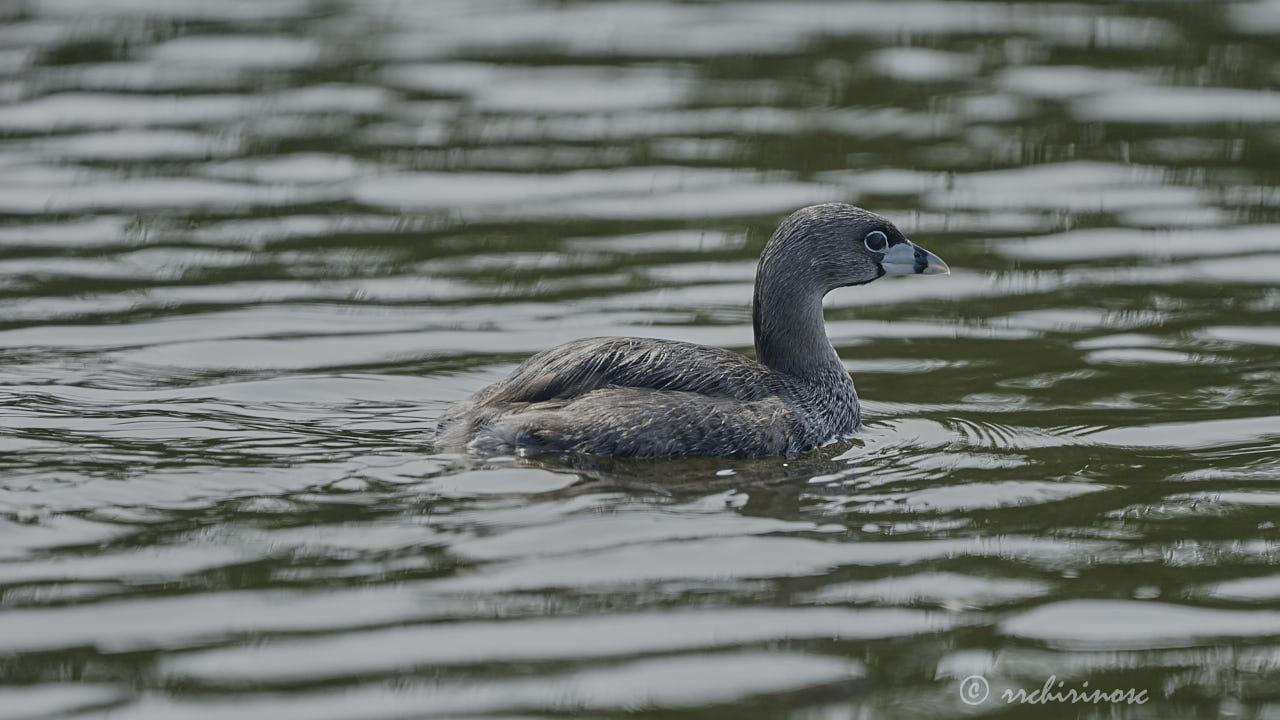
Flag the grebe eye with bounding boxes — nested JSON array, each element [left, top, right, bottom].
[[863, 230, 888, 252]]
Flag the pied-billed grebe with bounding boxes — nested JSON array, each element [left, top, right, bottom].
[[435, 203, 949, 459]]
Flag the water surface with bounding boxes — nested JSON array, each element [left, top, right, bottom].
[[2, 0, 1279, 718]]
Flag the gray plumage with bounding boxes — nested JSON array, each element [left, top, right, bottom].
[[435, 203, 949, 459]]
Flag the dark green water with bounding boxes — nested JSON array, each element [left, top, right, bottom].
[[1, 1, 1279, 718]]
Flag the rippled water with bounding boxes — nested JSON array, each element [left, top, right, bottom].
[[2, 0, 1279, 717]]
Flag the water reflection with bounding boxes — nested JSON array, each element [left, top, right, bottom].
[[1, 0, 1279, 718]]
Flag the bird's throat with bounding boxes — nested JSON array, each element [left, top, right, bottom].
[[751, 265, 845, 380]]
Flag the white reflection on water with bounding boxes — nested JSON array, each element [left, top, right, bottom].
[[160, 607, 944, 684], [1004, 600, 1280, 650], [120, 653, 865, 719]]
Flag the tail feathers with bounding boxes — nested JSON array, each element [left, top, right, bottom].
[[438, 404, 577, 457], [461, 419, 575, 457], [511, 425, 575, 457]]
